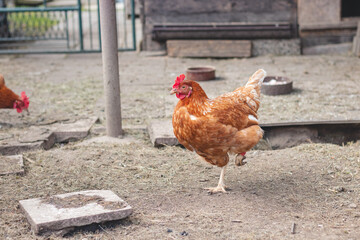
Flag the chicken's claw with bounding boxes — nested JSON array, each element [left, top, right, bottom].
[[204, 185, 228, 194], [235, 154, 247, 166]]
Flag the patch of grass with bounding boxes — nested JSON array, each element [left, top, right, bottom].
[[8, 11, 59, 37]]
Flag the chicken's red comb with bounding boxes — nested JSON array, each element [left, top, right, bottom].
[[14, 92, 29, 113], [21, 91, 29, 108], [172, 74, 185, 89]]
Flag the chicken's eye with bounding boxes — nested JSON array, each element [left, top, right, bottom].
[[182, 86, 186, 89]]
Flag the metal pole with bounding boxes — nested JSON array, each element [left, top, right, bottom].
[[97, 0, 102, 50], [77, 0, 84, 50], [131, 0, 136, 50], [99, 0, 123, 137]]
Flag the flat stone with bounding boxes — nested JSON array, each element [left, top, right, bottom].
[[18, 127, 55, 150], [147, 120, 179, 147], [0, 141, 47, 156], [53, 117, 98, 143], [0, 117, 98, 155], [19, 190, 132, 235], [0, 155, 24, 175], [0, 132, 13, 141]]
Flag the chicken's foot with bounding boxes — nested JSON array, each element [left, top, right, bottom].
[[235, 153, 246, 166], [205, 165, 228, 194]]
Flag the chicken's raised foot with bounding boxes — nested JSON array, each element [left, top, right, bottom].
[[235, 154, 247, 166]]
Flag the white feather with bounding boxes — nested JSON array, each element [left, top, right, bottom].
[[248, 115, 258, 123]]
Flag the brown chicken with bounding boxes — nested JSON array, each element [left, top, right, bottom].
[[171, 69, 266, 193], [0, 74, 29, 113]]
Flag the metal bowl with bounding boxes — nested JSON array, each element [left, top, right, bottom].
[[262, 76, 293, 95], [186, 66, 216, 81]]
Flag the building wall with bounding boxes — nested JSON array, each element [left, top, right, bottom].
[[141, 0, 298, 51], [298, 0, 359, 49], [298, 0, 340, 27]]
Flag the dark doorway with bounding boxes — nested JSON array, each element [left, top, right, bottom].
[[341, 0, 360, 18]]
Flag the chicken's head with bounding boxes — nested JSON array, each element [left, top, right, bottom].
[[13, 91, 30, 113], [170, 74, 192, 100]]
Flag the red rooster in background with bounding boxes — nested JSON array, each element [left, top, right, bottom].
[[171, 69, 266, 193], [0, 74, 29, 113]]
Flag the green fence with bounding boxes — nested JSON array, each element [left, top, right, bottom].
[[0, 0, 136, 54]]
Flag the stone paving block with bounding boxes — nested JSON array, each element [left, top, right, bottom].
[[18, 127, 56, 150], [0, 141, 46, 156], [0, 155, 24, 175], [19, 190, 132, 235], [0, 126, 56, 155], [0, 117, 98, 155], [147, 119, 179, 147], [53, 117, 98, 143]]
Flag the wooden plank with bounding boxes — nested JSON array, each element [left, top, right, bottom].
[[353, 36, 360, 57], [146, 119, 360, 149], [260, 120, 360, 127], [353, 21, 360, 57], [153, 23, 293, 40], [167, 40, 251, 58], [302, 42, 352, 55]]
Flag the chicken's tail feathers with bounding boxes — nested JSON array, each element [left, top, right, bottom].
[[242, 69, 266, 112], [245, 69, 266, 89]]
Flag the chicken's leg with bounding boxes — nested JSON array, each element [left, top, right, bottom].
[[205, 165, 228, 193]]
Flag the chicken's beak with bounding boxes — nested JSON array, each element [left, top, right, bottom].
[[170, 88, 177, 95]]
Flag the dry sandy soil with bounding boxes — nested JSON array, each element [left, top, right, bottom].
[[1, 134, 360, 240], [0, 53, 360, 239]]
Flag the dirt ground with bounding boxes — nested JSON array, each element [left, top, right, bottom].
[[1, 53, 360, 239]]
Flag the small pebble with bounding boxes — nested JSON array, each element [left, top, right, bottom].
[[334, 186, 345, 192], [348, 203, 357, 209], [180, 231, 188, 236], [167, 228, 173, 233]]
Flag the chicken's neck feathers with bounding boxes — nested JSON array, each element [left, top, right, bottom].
[[176, 83, 212, 116]]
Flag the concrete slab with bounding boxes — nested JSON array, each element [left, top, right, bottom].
[[19, 190, 132, 235], [0, 141, 46, 156], [53, 117, 98, 143], [0, 117, 98, 155], [18, 127, 56, 150], [0, 155, 24, 175], [147, 120, 179, 147]]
